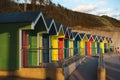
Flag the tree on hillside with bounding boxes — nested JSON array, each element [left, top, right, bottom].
[[24, 0, 27, 11]]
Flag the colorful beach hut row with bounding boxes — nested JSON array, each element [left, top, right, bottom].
[[0, 11, 112, 70]]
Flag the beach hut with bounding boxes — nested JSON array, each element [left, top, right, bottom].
[[86, 34, 94, 55], [108, 38, 112, 52], [92, 35, 97, 55], [57, 24, 64, 60], [79, 33, 88, 56], [97, 36, 101, 54], [39, 18, 57, 63], [51, 23, 64, 61], [63, 27, 70, 58], [103, 37, 108, 53], [68, 29, 74, 57], [106, 37, 109, 52], [100, 36, 105, 54], [73, 32, 81, 56], [0, 11, 48, 69]]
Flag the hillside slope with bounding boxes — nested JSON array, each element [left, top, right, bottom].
[[0, 1, 120, 31]]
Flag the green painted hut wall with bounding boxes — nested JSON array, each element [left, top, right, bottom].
[[92, 42, 97, 55], [29, 31, 37, 66], [0, 23, 31, 70]]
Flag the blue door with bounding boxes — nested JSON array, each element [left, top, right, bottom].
[[42, 34, 49, 63], [104, 43, 107, 53], [85, 42, 87, 55], [97, 43, 100, 54], [74, 40, 78, 55]]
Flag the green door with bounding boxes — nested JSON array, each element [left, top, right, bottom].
[[92, 42, 96, 55], [64, 39, 69, 58], [29, 31, 37, 66]]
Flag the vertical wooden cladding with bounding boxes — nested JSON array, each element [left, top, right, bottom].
[[79, 33, 87, 56], [42, 34, 49, 63], [103, 38, 107, 53], [80, 40, 85, 56], [58, 38, 64, 60], [51, 36, 58, 61], [92, 42, 97, 55], [64, 31, 69, 58], [100, 37, 104, 54], [97, 43, 100, 54], [28, 31, 37, 66], [87, 42, 91, 55], [22, 30, 29, 67], [69, 40, 73, 57], [86, 35, 94, 55]]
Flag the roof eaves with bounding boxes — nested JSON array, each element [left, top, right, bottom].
[[31, 12, 49, 33]]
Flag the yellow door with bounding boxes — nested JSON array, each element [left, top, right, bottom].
[[51, 36, 58, 61], [80, 40, 85, 56], [100, 42, 104, 54], [69, 40, 73, 57]]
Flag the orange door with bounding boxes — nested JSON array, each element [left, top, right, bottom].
[[87, 42, 91, 55], [58, 38, 64, 60]]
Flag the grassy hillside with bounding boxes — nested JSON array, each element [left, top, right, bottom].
[[0, 1, 120, 31]]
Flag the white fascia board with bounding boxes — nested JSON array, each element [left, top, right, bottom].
[[48, 19, 57, 34], [31, 12, 49, 33]]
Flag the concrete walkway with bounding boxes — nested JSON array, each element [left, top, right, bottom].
[[104, 53, 120, 80], [67, 56, 98, 80]]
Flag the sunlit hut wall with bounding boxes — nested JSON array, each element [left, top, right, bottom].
[[0, 11, 47, 70], [68, 29, 74, 57], [56, 23, 64, 60], [100, 36, 105, 54], [22, 12, 48, 67], [79, 33, 88, 56], [63, 27, 70, 58], [108, 38, 112, 52], [39, 18, 57, 63], [51, 23, 64, 61], [92, 35, 98, 55], [103, 36, 108, 53], [106, 37, 109, 52], [73, 32, 81, 56], [86, 34, 94, 55]]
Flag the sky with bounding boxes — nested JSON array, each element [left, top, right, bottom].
[[18, 0, 120, 20], [52, 0, 120, 20]]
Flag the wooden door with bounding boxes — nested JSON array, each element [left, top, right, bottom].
[[58, 38, 64, 60]]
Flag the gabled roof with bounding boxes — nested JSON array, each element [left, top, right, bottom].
[[79, 33, 85, 39], [0, 11, 48, 32], [73, 32, 81, 40], [45, 18, 53, 29], [70, 31, 74, 39], [106, 37, 109, 41], [63, 26, 68, 34], [100, 36, 104, 42], [92, 35, 96, 40], [86, 34, 91, 40], [86, 34, 94, 41], [109, 38, 112, 43], [45, 18, 57, 35], [56, 23, 64, 36], [68, 29, 72, 38], [0, 11, 40, 23], [97, 36, 101, 40]]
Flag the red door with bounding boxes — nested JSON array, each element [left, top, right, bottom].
[[58, 38, 64, 60], [22, 30, 28, 67]]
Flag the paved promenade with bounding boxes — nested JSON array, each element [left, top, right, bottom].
[[67, 56, 98, 80]]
